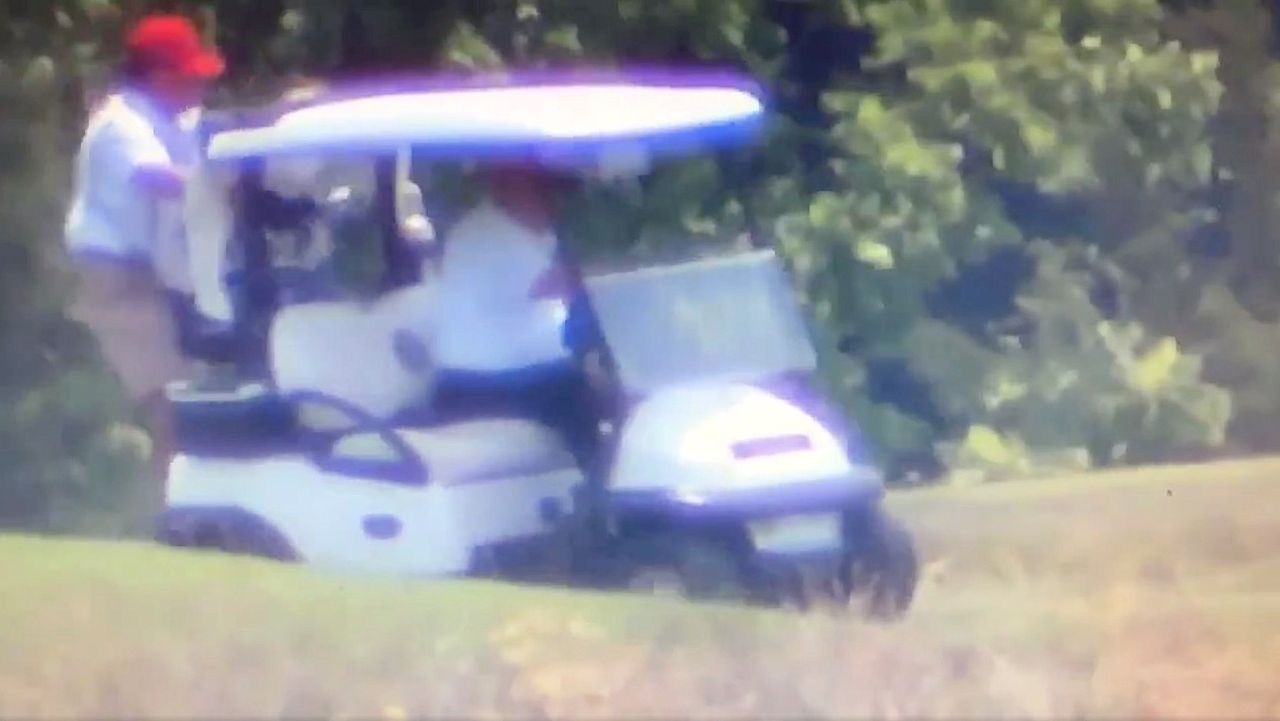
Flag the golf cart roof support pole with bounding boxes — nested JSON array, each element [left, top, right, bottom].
[[234, 158, 279, 378], [394, 146, 412, 195], [375, 150, 420, 291]]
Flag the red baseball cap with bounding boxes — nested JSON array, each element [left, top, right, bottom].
[[126, 14, 225, 79]]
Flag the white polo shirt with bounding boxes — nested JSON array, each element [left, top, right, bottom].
[[432, 201, 572, 372], [64, 90, 199, 291]]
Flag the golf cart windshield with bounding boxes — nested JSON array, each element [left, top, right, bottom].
[[585, 250, 818, 394]]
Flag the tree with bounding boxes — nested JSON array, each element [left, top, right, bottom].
[[766, 0, 1231, 477], [0, 1, 153, 533], [1162, 0, 1280, 453]]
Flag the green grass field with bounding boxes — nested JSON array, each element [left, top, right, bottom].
[[3, 456, 1280, 719]]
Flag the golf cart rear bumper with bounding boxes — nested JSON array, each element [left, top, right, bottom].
[[605, 469, 883, 522]]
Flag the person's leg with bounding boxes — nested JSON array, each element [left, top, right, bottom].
[[69, 258, 192, 489], [131, 388, 177, 524], [456, 363, 602, 472], [433, 363, 607, 532], [430, 367, 518, 423], [512, 364, 608, 539], [138, 389, 175, 483]]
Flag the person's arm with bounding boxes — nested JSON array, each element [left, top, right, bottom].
[[553, 245, 607, 361], [529, 228, 589, 301], [564, 285, 614, 396], [106, 116, 184, 199]]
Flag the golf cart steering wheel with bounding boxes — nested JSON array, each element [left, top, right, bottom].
[[286, 390, 428, 486]]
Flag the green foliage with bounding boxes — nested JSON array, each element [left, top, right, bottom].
[[910, 242, 1230, 481], [0, 39, 148, 533], [1166, 1, 1280, 310], [770, 0, 1234, 477], [1158, 1, 1280, 455], [1186, 283, 1280, 452]]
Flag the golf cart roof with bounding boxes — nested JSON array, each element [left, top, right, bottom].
[[204, 68, 767, 166]]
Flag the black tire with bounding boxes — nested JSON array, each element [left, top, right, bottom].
[[784, 559, 855, 614], [604, 532, 757, 603], [159, 510, 297, 563], [219, 518, 298, 562], [842, 506, 918, 620]]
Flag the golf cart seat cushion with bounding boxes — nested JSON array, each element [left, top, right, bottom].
[[398, 419, 577, 485], [269, 284, 439, 430]]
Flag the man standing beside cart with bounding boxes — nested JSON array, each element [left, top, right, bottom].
[[64, 14, 224, 486]]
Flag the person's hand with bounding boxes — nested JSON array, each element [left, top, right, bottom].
[[400, 213, 435, 244], [530, 263, 574, 300]]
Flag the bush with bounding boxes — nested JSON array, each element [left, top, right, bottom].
[[0, 58, 148, 535], [910, 241, 1231, 483]]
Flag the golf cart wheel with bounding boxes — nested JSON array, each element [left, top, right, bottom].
[[607, 532, 756, 604], [215, 523, 297, 562], [779, 562, 858, 615], [841, 506, 918, 620], [161, 510, 297, 563]]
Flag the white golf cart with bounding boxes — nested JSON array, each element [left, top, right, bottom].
[[157, 71, 918, 617]]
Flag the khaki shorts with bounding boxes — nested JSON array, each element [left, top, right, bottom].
[[69, 257, 192, 403]]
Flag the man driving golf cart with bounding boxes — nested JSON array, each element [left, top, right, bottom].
[[432, 161, 608, 533]]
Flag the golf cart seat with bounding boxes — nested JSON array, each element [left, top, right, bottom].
[[269, 287, 579, 484], [269, 283, 438, 429], [393, 420, 576, 485]]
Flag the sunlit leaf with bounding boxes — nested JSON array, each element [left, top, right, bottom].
[[962, 424, 1022, 467], [1131, 337, 1181, 395], [855, 237, 895, 270]]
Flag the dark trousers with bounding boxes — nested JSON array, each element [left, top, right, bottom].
[[431, 361, 604, 499]]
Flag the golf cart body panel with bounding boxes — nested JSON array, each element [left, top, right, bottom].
[[267, 284, 439, 424], [165, 453, 580, 577], [583, 250, 882, 548]]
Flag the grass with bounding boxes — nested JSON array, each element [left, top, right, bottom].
[[3, 456, 1280, 719]]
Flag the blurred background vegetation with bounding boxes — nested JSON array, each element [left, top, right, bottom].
[[2, 0, 1279, 534]]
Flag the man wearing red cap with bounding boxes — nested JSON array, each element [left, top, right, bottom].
[[64, 14, 224, 487]]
